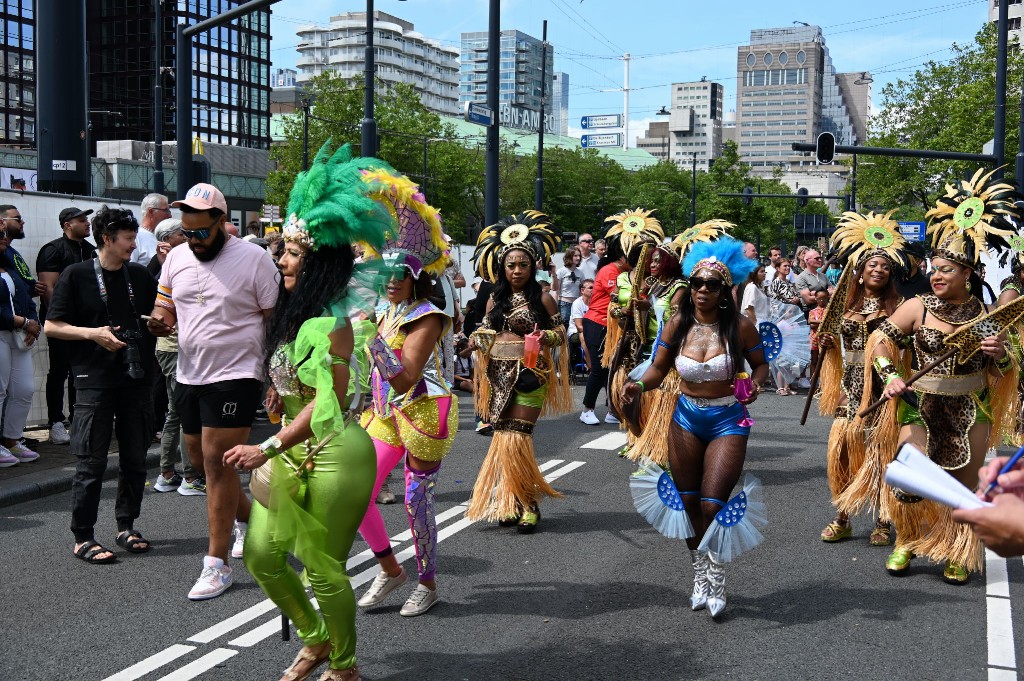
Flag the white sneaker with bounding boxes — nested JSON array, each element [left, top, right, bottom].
[[604, 412, 620, 424], [49, 422, 71, 445], [231, 521, 247, 559], [188, 560, 233, 601], [798, 378, 811, 389], [8, 441, 39, 462], [0, 446, 17, 468], [400, 583, 439, 617], [357, 568, 408, 608], [579, 410, 599, 425]]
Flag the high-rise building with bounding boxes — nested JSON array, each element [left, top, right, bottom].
[[637, 80, 724, 171], [551, 71, 569, 136], [736, 25, 866, 174], [87, 1, 272, 150], [296, 12, 459, 116], [0, 2, 35, 147], [990, 0, 1023, 44], [460, 28, 554, 130], [273, 68, 297, 88]]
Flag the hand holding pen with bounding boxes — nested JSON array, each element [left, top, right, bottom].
[[977, 446, 1024, 501]]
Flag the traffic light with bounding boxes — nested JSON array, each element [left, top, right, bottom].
[[742, 186, 754, 206], [815, 132, 836, 164], [797, 187, 809, 207]]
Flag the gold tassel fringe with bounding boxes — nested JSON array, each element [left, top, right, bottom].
[[466, 430, 562, 521], [986, 361, 1020, 450], [825, 418, 852, 498], [817, 346, 845, 416], [901, 500, 984, 573], [602, 316, 622, 368], [542, 345, 574, 418]]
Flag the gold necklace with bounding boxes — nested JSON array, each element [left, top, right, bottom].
[[194, 260, 218, 306]]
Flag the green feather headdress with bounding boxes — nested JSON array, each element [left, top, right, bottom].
[[283, 141, 394, 253]]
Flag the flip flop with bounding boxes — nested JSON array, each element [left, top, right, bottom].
[[74, 540, 117, 564], [116, 530, 151, 554]]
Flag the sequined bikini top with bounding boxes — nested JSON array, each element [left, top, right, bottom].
[[268, 345, 315, 400], [675, 352, 733, 383], [501, 292, 542, 337]]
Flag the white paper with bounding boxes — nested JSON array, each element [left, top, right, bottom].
[[883, 443, 993, 510]]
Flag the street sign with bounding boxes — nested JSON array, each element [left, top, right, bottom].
[[262, 204, 281, 222], [580, 114, 622, 130], [464, 101, 494, 127], [898, 221, 926, 242], [581, 133, 622, 148]]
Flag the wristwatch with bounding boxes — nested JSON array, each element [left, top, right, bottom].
[[258, 435, 284, 459]]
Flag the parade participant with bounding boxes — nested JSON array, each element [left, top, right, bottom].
[[467, 211, 571, 533], [579, 236, 628, 425], [353, 170, 457, 618], [223, 143, 390, 681], [996, 247, 1024, 445], [816, 211, 908, 546], [623, 235, 768, 619], [864, 168, 1021, 584]]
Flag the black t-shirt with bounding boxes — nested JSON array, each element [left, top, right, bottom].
[[47, 260, 157, 389], [896, 270, 932, 299], [37, 235, 96, 274]]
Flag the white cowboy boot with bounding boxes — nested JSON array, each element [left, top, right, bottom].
[[706, 553, 727, 618], [690, 550, 709, 611]]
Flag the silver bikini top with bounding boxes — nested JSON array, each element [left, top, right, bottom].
[[675, 353, 733, 383]]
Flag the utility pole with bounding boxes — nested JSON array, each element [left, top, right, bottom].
[[535, 20, 547, 212], [995, 0, 1009, 177], [485, 0, 499, 227], [622, 53, 630, 151], [153, 0, 164, 194], [362, 0, 377, 157], [690, 153, 697, 228]]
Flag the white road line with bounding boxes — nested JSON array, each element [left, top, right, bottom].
[[153, 648, 238, 681], [187, 600, 278, 644], [100, 644, 196, 681], [987, 551, 1011, 599], [985, 550, 1017, 676], [580, 432, 627, 450]]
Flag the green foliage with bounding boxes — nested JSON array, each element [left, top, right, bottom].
[[857, 23, 1024, 215]]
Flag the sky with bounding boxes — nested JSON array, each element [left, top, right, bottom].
[[266, 0, 990, 146]]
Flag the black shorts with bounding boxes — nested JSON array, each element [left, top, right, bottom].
[[175, 378, 262, 435]]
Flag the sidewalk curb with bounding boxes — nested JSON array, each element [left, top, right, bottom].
[[0, 445, 162, 509]]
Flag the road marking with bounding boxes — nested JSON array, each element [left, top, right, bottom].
[[580, 432, 627, 450], [985, 550, 1017, 676], [101, 644, 196, 681], [111, 458, 586, 680]]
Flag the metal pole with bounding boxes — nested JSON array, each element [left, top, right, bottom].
[[175, 23, 192, 197], [850, 152, 857, 211], [1017, 61, 1024, 181], [995, 0, 1009, 177], [622, 53, 630, 151], [153, 0, 164, 194], [690, 153, 697, 227], [301, 98, 310, 170], [535, 20, 547, 212], [422, 137, 428, 196], [361, 0, 377, 157], [485, 0, 499, 227]]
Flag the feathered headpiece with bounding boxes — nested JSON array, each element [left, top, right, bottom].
[[603, 208, 663, 257], [925, 167, 1023, 269], [665, 219, 733, 260], [359, 168, 448, 279], [1000, 233, 1024, 272], [682, 236, 757, 287], [283, 142, 393, 253], [831, 210, 910, 272], [472, 210, 560, 283]]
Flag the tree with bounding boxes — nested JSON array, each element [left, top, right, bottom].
[[857, 23, 1024, 215]]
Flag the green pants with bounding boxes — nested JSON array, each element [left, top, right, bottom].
[[244, 424, 377, 670]]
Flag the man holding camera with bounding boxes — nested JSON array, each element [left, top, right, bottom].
[[45, 207, 157, 564]]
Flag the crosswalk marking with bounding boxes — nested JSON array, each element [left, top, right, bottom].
[[579, 432, 627, 450]]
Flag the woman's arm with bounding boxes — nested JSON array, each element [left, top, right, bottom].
[[622, 312, 681, 403], [738, 316, 769, 400], [538, 294, 565, 346], [387, 313, 444, 394], [870, 296, 922, 398]]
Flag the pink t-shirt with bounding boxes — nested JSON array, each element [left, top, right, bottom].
[[159, 235, 280, 385]]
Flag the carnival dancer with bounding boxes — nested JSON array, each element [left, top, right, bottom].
[[623, 236, 769, 619], [352, 170, 458, 617], [467, 211, 572, 533], [996, 245, 1024, 446], [863, 168, 1021, 584], [223, 143, 392, 681], [816, 211, 908, 546]]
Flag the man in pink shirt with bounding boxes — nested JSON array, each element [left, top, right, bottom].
[[148, 183, 279, 601]]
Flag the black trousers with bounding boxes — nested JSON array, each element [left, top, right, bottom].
[[69, 383, 154, 543], [582, 318, 609, 410], [46, 337, 75, 425]]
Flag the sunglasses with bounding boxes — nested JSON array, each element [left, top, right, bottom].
[[689, 277, 723, 293], [182, 216, 219, 241], [579, 239, 593, 243], [388, 267, 410, 281]]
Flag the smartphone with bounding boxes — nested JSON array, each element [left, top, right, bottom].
[[141, 315, 171, 329]]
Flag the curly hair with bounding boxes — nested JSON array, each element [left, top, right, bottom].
[[91, 205, 139, 247]]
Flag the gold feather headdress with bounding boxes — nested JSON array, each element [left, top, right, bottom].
[[665, 219, 733, 260], [925, 167, 1022, 269], [830, 210, 910, 272], [603, 208, 663, 257], [472, 210, 560, 283]]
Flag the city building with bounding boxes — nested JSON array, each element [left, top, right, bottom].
[[460, 29, 555, 132], [636, 80, 724, 171], [551, 71, 570, 136], [735, 25, 867, 176], [0, 1, 34, 147], [295, 11, 460, 116], [87, 1, 272, 150], [273, 67, 297, 88], [990, 0, 1023, 44]]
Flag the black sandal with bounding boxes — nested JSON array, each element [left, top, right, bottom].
[[74, 540, 117, 564], [116, 530, 151, 554]]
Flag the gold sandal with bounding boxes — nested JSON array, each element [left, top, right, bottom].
[[868, 521, 892, 546], [821, 518, 852, 542], [281, 641, 331, 681], [317, 666, 360, 681]]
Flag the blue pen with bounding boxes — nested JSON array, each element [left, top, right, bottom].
[[982, 444, 1024, 497]]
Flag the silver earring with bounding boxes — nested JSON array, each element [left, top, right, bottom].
[[719, 300, 728, 309], [858, 277, 864, 285]]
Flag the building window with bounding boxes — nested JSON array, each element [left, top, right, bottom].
[[763, 52, 773, 66], [1011, 17, 1023, 30], [746, 53, 755, 67], [796, 50, 806, 64], [778, 51, 789, 65]]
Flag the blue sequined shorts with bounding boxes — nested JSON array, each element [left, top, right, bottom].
[[672, 394, 751, 443]]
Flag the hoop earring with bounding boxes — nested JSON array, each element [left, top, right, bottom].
[[719, 299, 728, 309]]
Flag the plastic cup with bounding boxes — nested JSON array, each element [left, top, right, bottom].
[[268, 411, 281, 425], [524, 325, 540, 369]]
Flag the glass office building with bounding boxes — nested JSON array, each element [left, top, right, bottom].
[[0, 0, 34, 147]]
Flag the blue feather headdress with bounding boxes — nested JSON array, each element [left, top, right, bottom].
[[682, 236, 757, 287]]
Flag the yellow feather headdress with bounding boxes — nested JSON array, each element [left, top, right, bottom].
[[925, 167, 1023, 269], [830, 210, 910, 272], [472, 210, 560, 283], [665, 219, 733, 260], [603, 208, 664, 257]]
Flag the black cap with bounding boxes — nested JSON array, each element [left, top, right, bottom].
[[58, 207, 93, 227], [904, 240, 927, 260]]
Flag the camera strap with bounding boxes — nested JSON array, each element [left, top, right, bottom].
[[92, 258, 140, 331]]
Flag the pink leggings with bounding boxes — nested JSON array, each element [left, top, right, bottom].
[[358, 439, 405, 555]]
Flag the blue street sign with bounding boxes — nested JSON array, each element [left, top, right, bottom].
[[464, 101, 494, 127], [897, 221, 926, 242], [581, 133, 622, 148], [580, 114, 622, 130]]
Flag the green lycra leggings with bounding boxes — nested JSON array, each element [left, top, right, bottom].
[[244, 424, 377, 671]]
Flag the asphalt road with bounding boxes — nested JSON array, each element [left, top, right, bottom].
[[3, 387, 1023, 681]]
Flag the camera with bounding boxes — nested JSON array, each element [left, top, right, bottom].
[[114, 328, 146, 380]]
